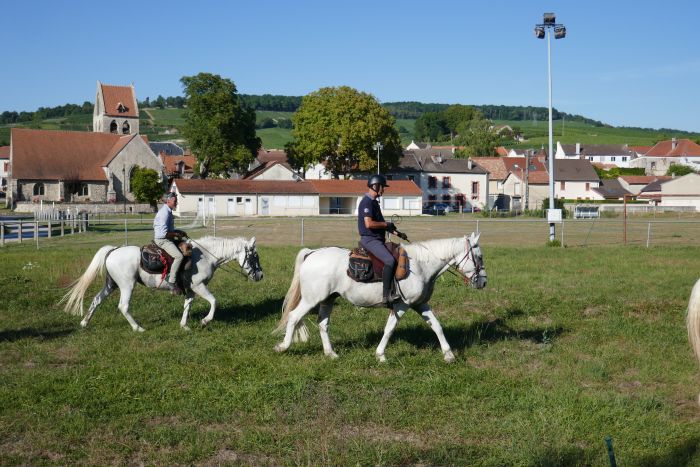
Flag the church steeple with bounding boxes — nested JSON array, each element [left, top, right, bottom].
[[93, 81, 140, 135]]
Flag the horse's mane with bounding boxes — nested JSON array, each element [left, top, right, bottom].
[[404, 237, 464, 263], [194, 236, 248, 261]]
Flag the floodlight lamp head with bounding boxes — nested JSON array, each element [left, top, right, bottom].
[[543, 13, 556, 25], [534, 26, 545, 39], [554, 26, 566, 39]]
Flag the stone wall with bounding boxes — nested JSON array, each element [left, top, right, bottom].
[[14, 202, 154, 214]]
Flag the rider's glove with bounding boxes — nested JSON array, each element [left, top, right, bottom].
[[396, 231, 408, 241], [385, 222, 397, 233]]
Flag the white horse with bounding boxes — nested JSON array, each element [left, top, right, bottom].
[[687, 277, 700, 403], [60, 236, 263, 331], [274, 233, 487, 362]]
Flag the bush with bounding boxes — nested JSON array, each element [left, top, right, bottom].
[[547, 239, 561, 247], [130, 167, 164, 207]]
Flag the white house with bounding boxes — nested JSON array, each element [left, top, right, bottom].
[[659, 173, 700, 210], [172, 178, 422, 217], [629, 138, 700, 176], [555, 142, 635, 168], [553, 159, 601, 200], [474, 156, 548, 210], [0, 145, 9, 193]]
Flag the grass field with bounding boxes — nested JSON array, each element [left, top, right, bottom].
[[1, 218, 700, 464]]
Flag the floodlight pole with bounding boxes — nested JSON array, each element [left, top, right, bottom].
[[373, 141, 384, 174]]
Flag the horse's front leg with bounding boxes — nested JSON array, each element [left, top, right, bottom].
[[117, 285, 144, 332], [180, 291, 196, 331], [375, 302, 409, 363], [191, 283, 216, 326], [318, 298, 338, 359], [415, 302, 454, 363]]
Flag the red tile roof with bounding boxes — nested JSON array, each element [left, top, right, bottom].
[[308, 179, 422, 195], [645, 139, 700, 157], [100, 83, 138, 118], [11, 128, 138, 181], [496, 146, 509, 157], [0, 146, 9, 159], [629, 145, 652, 155], [161, 153, 196, 175], [256, 148, 288, 163], [619, 175, 672, 185]]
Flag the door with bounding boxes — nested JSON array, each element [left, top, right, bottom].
[[227, 198, 236, 216], [261, 197, 269, 215], [244, 198, 253, 215], [207, 197, 216, 216]]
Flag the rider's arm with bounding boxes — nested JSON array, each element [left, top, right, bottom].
[[364, 217, 395, 232]]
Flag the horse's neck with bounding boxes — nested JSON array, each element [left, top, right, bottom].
[[196, 237, 244, 264], [408, 238, 463, 276]]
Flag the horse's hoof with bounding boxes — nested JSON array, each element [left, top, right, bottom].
[[181, 325, 191, 332], [444, 351, 455, 363], [80, 321, 88, 328], [376, 354, 387, 363], [326, 351, 339, 359], [134, 326, 145, 332], [201, 318, 211, 327], [274, 343, 285, 353]]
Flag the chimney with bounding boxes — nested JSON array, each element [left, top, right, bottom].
[[468, 158, 473, 170], [575, 143, 581, 156], [672, 138, 677, 150]]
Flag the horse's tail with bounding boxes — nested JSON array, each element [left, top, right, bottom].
[[274, 248, 313, 342], [59, 245, 116, 316], [687, 278, 700, 403]]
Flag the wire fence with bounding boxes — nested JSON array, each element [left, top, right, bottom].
[[4, 213, 696, 250]]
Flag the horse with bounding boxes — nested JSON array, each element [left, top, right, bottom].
[[60, 236, 263, 331], [687, 277, 700, 403], [274, 232, 487, 362]]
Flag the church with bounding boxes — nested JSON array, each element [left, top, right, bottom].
[[7, 82, 164, 211]]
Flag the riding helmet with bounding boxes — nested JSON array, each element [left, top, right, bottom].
[[367, 174, 389, 188]]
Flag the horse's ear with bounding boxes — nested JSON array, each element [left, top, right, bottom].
[[473, 232, 481, 244], [249, 236, 257, 246]]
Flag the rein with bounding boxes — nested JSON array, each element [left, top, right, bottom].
[[406, 237, 480, 285], [187, 238, 257, 279]]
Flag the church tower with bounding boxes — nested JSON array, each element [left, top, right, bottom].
[[93, 81, 140, 135]]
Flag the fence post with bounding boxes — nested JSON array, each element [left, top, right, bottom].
[[646, 222, 651, 248], [60, 219, 65, 237], [124, 218, 128, 245], [301, 218, 305, 246], [35, 221, 39, 249], [0, 221, 4, 246], [561, 219, 565, 247], [71, 216, 75, 235], [19, 221, 22, 243], [48, 219, 52, 238]]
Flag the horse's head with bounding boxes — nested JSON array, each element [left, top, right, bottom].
[[238, 237, 263, 281], [455, 232, 487, 289]]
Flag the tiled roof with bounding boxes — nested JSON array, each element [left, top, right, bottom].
[[630, 145, 652, 155], [173, 178, 422, 196], [308, 179, 422, 195], [472, 158, 507, 180], [560, 144, 633, 156], [397, 150, 488, 174], [645, 139, 700, 157], [592, 179, 632, 199], [150, 142, 184, 156], [553, 159, 600, 182], [474, 156, 547, 182], [496, 146, 509, 157], [0, 145, 9, 159], [619, 175, 671, 185], [100, 83, 138, 118], [243, 160, 295, 180], [161, 153, 196, 175], [257, 148, 288, 163], [11, 128, 137, 180]]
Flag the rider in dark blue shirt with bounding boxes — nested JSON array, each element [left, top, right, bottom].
[[358, 174, 408, 306]]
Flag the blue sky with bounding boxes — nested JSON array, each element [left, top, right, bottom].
[[3, 0, 700, 132]]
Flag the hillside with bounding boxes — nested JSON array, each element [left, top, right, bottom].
[[2, 107, 698, 150]]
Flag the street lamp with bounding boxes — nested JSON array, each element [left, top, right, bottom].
[[535, 12, 566, 242], [373, 141, 383, 174]]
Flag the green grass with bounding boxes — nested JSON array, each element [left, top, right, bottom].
[[1, 220, 700, 464]]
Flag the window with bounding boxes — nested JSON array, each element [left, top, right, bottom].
[[109, 120, 118, 133], [428, 176, 437, 188], [427, 195, 437, 205], [585, 182, 590, 191], [407, 175, 415, 182], [471, 181, 479, 200], [33, 183, 45, 196], [386, 174, 393, 180], [236, 197, 243, 203], [588, 157, 593, 161], [560, 181, 566, 190], [79, 183, 89, 196], [442, 176, 451, 188], [455, 194, 466, 209], [122, 121, 130, 134], [383, 197, 400, 209], [650, 162, 656, 170], [622, 156, 627, 162], [611, 156, 616, 162], [3, 161, 8, 172], [442, 194, 451, 203]]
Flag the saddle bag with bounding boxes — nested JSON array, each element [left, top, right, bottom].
[[141, 243, 167, 274], [347, 247, 374, 282]]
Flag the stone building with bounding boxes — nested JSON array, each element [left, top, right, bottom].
[[93, 81, 140, 135]]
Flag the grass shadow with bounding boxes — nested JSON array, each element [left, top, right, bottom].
[[200, 297, 284, 324], [0, 327, 75, 343], [633, 436, 700, 466]]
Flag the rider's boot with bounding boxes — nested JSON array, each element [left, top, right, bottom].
[[382, 265, 395, 308]]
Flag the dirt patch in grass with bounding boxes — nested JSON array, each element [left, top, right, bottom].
[[203, 449, 277, 466]]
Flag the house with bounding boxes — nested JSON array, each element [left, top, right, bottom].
[[247, 148, 331, 180], [0, 145, 9, 192], [172, 178, 422, 217], [161, 153, 196, 181], [555, 142, 635, 168], [629, 138, 700, 175], [8, 128, 162, 210], [618, 175, 672, 196], [387, 148, 489, 212], [93, 81, 140, 135], [473, 156, 548, 210], [552, 159, 601, 200], [149, 142, 184, 157], [658, 173, 700, 210], [590, 178, 633, 200]]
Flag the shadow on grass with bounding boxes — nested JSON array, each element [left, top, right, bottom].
[[0, 327, 75, 343], [201, 297, 284, 324], [344, 307, 566, 352], [633, 436, 700, 466]]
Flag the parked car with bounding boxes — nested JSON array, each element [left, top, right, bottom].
[[462, 205, 481, 213], [423, 203, 449, 215]]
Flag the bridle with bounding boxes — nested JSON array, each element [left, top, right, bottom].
[[453, 238, 484, 286], [188, 238, 262, 280]]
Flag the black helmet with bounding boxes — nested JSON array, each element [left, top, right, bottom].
[[367, 174, 389, 188]]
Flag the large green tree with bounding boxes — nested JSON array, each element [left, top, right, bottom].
[[286, 86, 402, 177], [413, 112, 448, 142], [130, 167, 164, 207], [666, 163, 697, 176], [454, 119, 500, 157], [181, 73, 261, 178]]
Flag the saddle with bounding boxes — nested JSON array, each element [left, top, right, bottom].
[[140, 241, 192, 280], [347, 242, 409, 283]]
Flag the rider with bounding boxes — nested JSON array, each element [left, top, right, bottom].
[[153, 192, 187, 295], [358, 174, 408, 307]]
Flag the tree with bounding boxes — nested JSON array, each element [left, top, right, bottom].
[[413, 112, 448, 142], [130, 167, 164, 207], [454, 119, 500, 157], [442, 104, 481, 134], [181, 73, 261, 178], [286, 86, 401, 177], [666, 163, 697, 176]]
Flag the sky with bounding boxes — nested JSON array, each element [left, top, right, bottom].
[[3, 0, 700, 132]]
